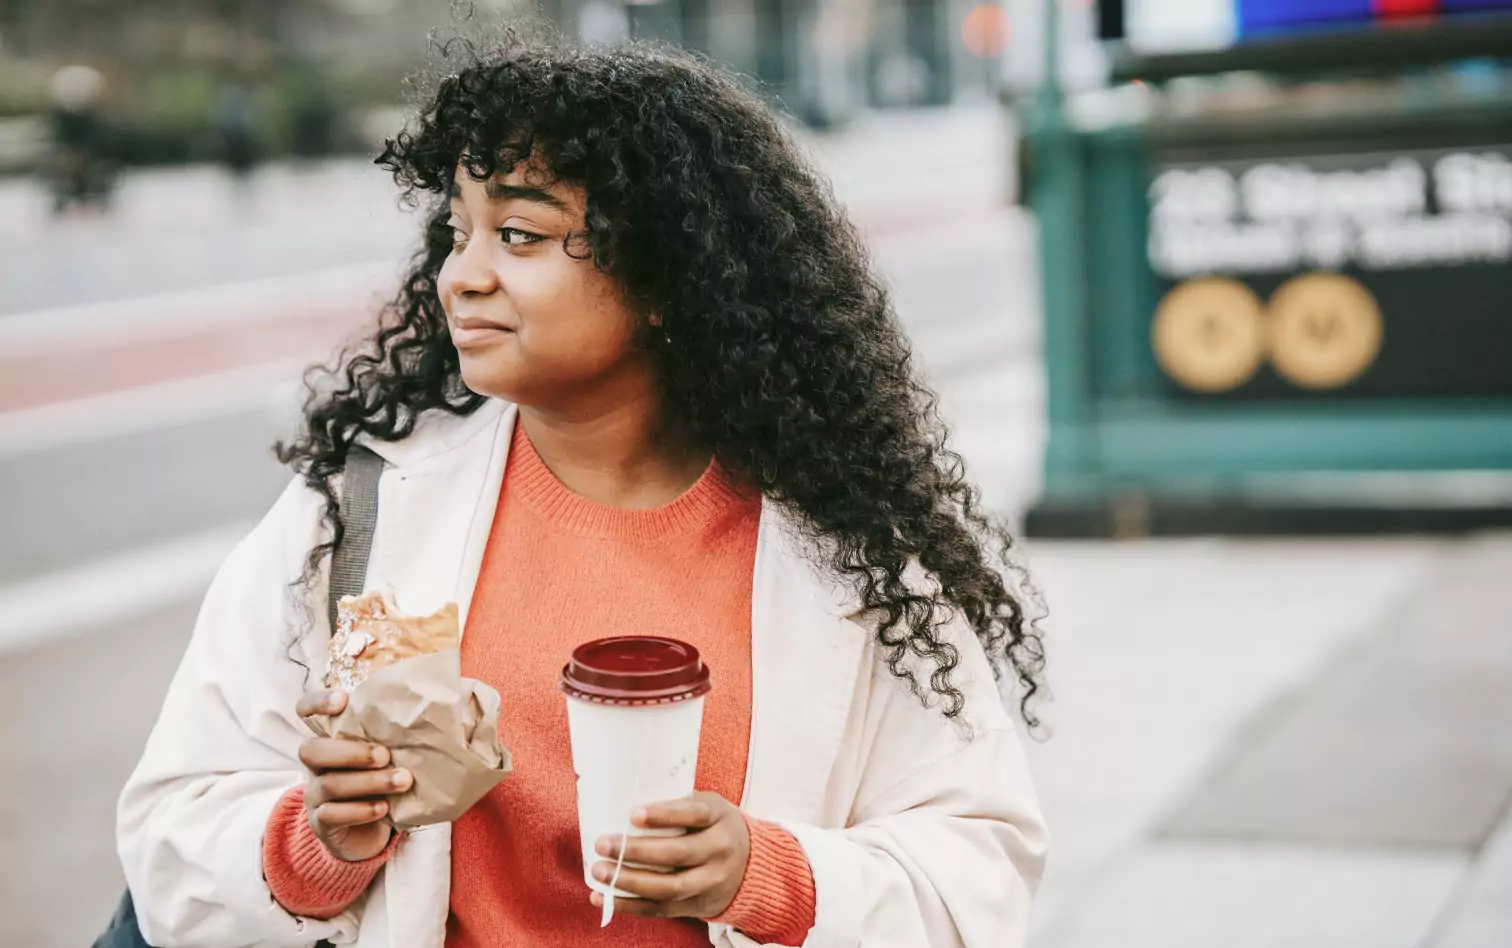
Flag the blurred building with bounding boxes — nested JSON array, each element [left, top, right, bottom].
[[0, 0, 1012, 166], [599, 0, 1008, 122], [0, 0, 491, 166]]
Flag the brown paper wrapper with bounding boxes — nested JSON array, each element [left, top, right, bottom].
[[305, 649, 511, 828]]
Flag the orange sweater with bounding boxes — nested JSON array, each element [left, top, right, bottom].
[[263, 425, 816, 946]]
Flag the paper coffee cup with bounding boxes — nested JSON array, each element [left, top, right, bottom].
[[560, 636, 711, 902]]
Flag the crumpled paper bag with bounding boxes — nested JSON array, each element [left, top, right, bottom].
[[304, 648, 511, 828]]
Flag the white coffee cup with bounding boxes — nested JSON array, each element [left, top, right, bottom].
[[560, 636, 712, 900]]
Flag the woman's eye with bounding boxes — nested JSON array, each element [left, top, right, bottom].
[[449, 229, 468, 249], [499, 227, 544, 246]]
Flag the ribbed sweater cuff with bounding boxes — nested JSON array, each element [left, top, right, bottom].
[[709, 815, 817, 946], [262, 786, 393, 920]]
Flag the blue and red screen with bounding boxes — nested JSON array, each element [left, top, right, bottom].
[[1239, 0, 1512, 35]]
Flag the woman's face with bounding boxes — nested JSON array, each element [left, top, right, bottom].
[[437, 164, 645, 410]]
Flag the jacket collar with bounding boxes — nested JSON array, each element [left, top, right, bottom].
[[360, 397, 508, 470], [362, 396, 865, 620]]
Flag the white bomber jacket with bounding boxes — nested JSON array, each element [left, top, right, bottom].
[[117, 399, 1047, 948]]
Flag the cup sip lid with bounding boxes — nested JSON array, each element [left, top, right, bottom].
[[560, 635, 712, 706]]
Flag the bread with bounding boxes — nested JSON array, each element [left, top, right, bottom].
[[325, 587, 460, 691]]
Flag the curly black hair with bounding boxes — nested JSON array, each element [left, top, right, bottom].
[[277, 28, 1046, 727]]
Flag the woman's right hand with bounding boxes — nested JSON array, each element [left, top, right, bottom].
[[295, 690, 413, 862]]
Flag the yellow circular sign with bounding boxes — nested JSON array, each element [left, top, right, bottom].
[[1267, 273, 1383, 390], [1151, 277, 1267, 393]]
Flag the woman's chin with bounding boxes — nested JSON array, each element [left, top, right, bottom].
[[457, 359, 523, 402]]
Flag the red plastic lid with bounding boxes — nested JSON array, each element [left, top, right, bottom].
[[560, 636, 712, 706]]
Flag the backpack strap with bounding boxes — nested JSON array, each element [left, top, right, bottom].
[[316, 444, 383, 948], [328, 443, 385, 631]]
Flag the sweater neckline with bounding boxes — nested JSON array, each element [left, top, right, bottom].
[[505, 421, 749, 541]]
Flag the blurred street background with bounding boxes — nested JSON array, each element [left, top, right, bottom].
[[2, 2, 1511, 948]]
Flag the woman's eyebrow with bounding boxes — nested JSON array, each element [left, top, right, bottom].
[[460, 179, 572, 213], [446, 181, 570, 214], [486, 181, 571, 212]]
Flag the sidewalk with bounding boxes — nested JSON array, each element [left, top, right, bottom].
[[1022, 534, 1512, 948]]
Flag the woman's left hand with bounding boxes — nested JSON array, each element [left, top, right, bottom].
[[591, 791, 750, 919]]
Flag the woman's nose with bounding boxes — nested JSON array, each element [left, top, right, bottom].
[[444, 239, 500, 297]]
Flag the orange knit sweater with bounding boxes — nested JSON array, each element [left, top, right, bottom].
[[263, 424, 816, 946]]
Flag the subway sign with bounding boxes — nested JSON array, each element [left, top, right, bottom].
[[1145, 145, 1512, 400]]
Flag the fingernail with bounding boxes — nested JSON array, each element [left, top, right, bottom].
[[595, 837, 612, 857], [392, 769, 412, 791], [631, 807, 648, 825], [593, 864, 610, 882], [373, 747, 391, 767]]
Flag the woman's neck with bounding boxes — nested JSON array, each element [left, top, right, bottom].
[[516, 396, 710, 510]]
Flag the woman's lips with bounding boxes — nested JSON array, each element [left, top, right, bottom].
[[449, 323, 516, 349]]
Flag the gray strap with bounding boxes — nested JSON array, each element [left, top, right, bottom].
[[327, 444, 384, 632]]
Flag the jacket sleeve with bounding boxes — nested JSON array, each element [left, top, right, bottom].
[[725, 612, 1048, 948], [116, 477, 365, 948]]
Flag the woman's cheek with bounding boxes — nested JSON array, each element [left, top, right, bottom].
[[435, 256, 457, 307]]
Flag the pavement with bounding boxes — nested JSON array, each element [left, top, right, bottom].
[[1, 107, 1509, 948], [1024, 536, 1512, 948]]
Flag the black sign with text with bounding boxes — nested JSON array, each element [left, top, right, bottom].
[[1146, 145, 1512, 400]]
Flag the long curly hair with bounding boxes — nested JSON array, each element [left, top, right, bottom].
[[277, 29, 1046, 727]]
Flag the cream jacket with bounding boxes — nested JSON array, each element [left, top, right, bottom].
[[118, 400, 1047, 948]]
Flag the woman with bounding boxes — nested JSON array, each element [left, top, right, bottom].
[[118, 32, 1047, 948]]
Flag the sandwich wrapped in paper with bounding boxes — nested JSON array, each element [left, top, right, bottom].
[[304, 587, 511, 828]]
